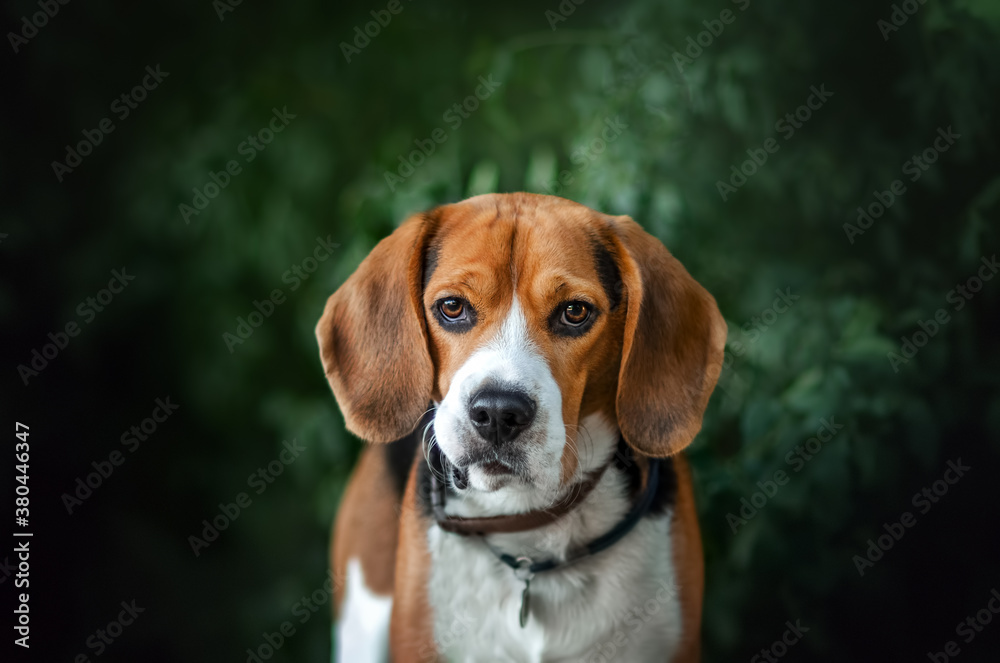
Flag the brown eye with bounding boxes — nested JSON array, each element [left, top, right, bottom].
[[438, 298, 466, 321], [561, 302, 590, 326]]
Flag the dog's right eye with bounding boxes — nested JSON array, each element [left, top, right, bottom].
[[434, 297, 476, 331]]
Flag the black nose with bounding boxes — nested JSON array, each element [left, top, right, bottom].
[[468, 390, 536, 444]]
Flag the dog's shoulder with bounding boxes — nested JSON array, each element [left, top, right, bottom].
[[384, 424, 423, 499]]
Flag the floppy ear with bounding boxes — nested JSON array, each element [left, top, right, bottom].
[[609, 216, 727, 458], [315, 213, 436, 443]]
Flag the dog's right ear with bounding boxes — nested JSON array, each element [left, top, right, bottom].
[[315, 213, 436, 443]]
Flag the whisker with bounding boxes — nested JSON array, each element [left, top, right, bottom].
[[420, 417, 448, 482], [551, 421, 600, 509], [413, 404, 437, 431]]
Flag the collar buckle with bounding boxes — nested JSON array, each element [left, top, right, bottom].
[[513, 556, 535, 582]]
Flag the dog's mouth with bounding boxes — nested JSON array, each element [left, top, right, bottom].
[[448, 452, 522, 492], [451, 465, 470, 490], [479, 460, 513, 476]]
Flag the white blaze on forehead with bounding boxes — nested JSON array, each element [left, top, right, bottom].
[[447, 297, 551, 401], [480, 297, 540, 381]]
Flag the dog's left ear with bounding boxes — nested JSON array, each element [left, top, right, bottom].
[[608, 215, 727, 458], [315, 213, 436, 443]]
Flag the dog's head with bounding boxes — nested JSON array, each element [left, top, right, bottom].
[[316, 193, 725, 502]]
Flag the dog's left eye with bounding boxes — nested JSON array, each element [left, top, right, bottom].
[[550, 300, 597, 336]]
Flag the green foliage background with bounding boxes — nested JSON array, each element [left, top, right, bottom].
[[3, 0, 1000, 661]]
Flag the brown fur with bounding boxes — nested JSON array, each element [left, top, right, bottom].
[[389, 461, 438, 662], [317, 193, 725, 662], [669, 454, 705, 662], [331, 446, 400, 611], [316, 214, 437, 443], [610, 216, 727, 458]]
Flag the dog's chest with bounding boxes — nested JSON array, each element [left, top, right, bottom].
[[425, 515, 682, 663]]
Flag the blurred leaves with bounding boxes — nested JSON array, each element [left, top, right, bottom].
[[3, 0, 1000, 661]]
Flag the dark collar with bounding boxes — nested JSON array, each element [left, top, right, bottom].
[[492, 456, 661, 577], [428, 443, 613, 536], [425, 437, 662, 576]]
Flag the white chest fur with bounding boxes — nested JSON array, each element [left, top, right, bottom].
[[425, 471, 683, 663]]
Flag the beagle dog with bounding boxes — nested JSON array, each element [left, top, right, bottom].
[[316, 193, 726, 662]]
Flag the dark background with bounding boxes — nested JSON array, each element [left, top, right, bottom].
[[3, 0, 1000, 661]]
